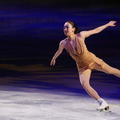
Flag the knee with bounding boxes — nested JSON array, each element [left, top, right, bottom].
[[80, 81, 90, 89], [105, 68, 118, 75]]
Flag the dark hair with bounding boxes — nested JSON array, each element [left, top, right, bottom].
[[67, 21, 79, 34]]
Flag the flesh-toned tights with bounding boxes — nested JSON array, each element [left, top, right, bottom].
[[79, 62, 120, 100]]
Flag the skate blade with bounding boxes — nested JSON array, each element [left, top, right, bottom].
[[97, 106, 111, 112]]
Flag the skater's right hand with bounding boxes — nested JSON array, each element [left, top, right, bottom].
[[50, 59, 56, 66]]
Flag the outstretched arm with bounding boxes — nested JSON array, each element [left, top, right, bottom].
[[50, 40, 65, 66], [80, 21, 116, 38]]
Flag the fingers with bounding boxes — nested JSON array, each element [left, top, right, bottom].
[[50, 63, 55, 66], [109, 21, 117, 26], [50, 60, 55, 66], [112, 21, 117, 25], [50, 62, 53, 66], [50, 63, 52, 66], [50, 63, 54, 66]]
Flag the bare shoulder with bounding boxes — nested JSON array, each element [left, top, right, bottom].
[[76, 32, 85, 41], [59, 39, 67, 46], [79, 31, 87, 38]]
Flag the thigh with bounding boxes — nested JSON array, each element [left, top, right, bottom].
[[79, 69, 92, 85], [93, 61, 118, 74]]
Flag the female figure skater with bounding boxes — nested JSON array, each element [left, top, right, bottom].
[[50, 20, 120, 111]]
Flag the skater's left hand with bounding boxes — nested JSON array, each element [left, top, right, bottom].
[[108, 21, 116, 27]]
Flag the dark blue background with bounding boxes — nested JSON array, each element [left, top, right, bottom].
[[0, 0, 119, 99]]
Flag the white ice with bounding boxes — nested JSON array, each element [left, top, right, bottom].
[[0, 85, 119, 120]]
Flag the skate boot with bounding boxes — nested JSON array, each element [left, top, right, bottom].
[[97, 98, 110, 112]]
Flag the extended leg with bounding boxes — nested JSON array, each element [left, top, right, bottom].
[[94, 62, 120, 78]]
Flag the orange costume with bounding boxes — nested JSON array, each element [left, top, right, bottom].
[[64, 36, 104, 73]]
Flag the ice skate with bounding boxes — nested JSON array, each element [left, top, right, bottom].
[[97, 106, 111, 112], [97, 98, 111, 112]]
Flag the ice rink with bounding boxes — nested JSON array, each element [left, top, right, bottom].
[[0, 80, 119, 120]]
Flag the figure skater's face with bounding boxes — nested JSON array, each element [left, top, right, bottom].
[[63, 22, 75, 36]]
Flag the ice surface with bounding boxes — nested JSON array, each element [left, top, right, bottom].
[[0, 85, 119, 120]]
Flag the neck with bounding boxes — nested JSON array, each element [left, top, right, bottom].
[[68, 33, 76, 41]]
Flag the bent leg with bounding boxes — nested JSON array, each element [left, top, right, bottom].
[[93, 62, 120, 78], [79, 69, 101, 100]]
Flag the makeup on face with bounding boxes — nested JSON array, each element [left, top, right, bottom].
[[63, 22, 74, 35]]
